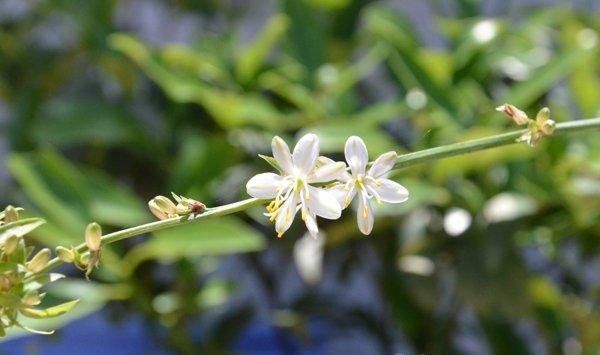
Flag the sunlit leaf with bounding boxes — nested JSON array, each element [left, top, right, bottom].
[[0, 218, 45, 244], [19, 300, 80, 319]]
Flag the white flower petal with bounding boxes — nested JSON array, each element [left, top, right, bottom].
[[316, 156, 351, 181], [344, 136, 368, 176], [373, 179, 409, 203], [272, 136, 294, 174], [246, 173, 285, 199], [275, 193, 298, 237], [308, 162, 347, 183], [357, 192, 374, 235], [307, 186, 341, 220], [368, 151, 397, 178], [316, 156, 334, 167], [293, 133, 319, 174], [328, 184, 356, 209], [304, 211, 319, 238]]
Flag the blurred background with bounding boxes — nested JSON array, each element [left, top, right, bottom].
[[0, 0, 599, 354]]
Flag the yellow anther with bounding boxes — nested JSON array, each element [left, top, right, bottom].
[[277, 231, 284, 238]]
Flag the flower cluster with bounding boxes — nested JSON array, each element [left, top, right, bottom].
[[246, 134, 409, 238], [0, 205, 79, 336], [496, 104, 556, 147]]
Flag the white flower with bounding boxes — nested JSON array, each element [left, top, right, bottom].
[[246, 134, 345, 238], [329, 136, 409, 235]]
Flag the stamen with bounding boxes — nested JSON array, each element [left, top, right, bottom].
[[365, 176, 381, 186], [366, 185, 383, 205], [344, 184, 355, 208]]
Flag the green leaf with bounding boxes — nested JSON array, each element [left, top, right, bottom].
[[168, 134, 240, 195], [7, 154, 86, 235], [0, 263, 20, 274], [506, 48, 595, 108], [24, 273, 65, 293], [0, 218, 45, 244], [258, 154, 283, 174], [282, 0, 326, 73], [33, 99, 151, 148], [85, 171, 150, 226], [236, 14, 289, 84], [3, 295, 103, 341], [19, 300, 79, 319], [123, 217, 266, 273]]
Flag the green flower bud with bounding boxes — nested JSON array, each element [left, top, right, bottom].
[[148, 196, 178, 220], [148, 200, 168, 220], [154, 196, 177, 214], [176, 203, 190, 215], [4, 235, 19, 255], [3, 205, 19, 223], [55, 246, 75, 263], [85, 223, 102, 252], [541, 119, 556, 135], [27, 248, 51, 273], [0, 276, 11, 292], [535, 107, 550, 124]]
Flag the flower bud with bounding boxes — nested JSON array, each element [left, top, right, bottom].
[[496, 103, 529, 125], [56, 246, 75, 262], [22, 291, 42, 306], [148, 196, 177, 220], [176, 203, 190, 215], [4, 235, 19, 255], [541, 119, 556, 135], [27, 248, 51, 273], [154, 196, 177, 214], [85, 223, 102, 252], [535, 107, 550, 124], [0, 276, 11, 292], [3, 205, 19, 223], [148, 200, 168, 220]]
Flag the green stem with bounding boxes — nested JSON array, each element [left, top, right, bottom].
[[394, 117, 600, 169], [36, 117, 600, 275]]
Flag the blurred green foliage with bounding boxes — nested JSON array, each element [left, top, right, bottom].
[[0, 0, 599, 353]]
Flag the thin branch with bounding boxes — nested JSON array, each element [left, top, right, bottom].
[[36, 117, 600, 275]]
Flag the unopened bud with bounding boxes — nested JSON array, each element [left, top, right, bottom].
[[85, 223, 102, 252], [27, 248, 51, 273], [22, 291, 42, 306], [176, 203, 190, 215], [148, 200, 168, 220], [4, 235, 19, 255], [3, 205, 19, 223], [148, 196, 177, 220], [56, 246, 75, 262], [154, 196, 177, 214], [541, 119, 556, 135], [535, 107, 550, 124], [0, 276, 11, 292], [496, 103, 529, 125]]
